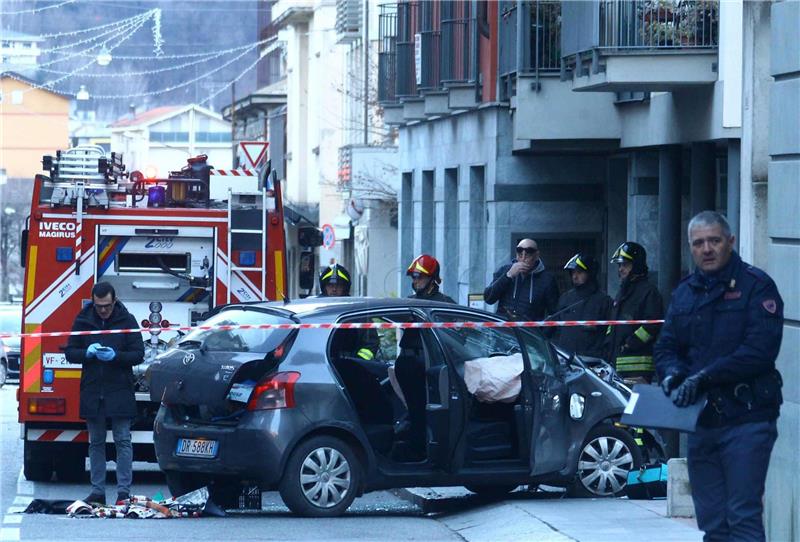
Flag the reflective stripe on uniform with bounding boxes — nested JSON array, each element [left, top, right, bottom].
[[357, 348, 374, 360], [634, 326, 653, 343], [616, 355, 654, 373]]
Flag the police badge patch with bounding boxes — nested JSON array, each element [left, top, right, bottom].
[[762, 299, 777, 314]]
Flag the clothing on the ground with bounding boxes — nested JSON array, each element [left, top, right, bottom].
[[86, 415, 132, 496], [65, 301, 144, 419], [606, 274, 663, 379], [551, 281, 612, 358], [483, 259, 559, 321]]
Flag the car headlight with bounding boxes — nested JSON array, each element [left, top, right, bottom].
[[569, 393, 585, 420]]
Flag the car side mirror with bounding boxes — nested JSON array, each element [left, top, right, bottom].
[[20, 229, 28, 268]]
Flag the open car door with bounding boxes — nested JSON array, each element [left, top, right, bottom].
[[518, 329, 571, 475]]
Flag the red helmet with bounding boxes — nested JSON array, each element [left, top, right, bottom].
[[406, 254, 441, 283]]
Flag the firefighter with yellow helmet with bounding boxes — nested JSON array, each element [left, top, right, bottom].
[[606, 242, 664, 383], [319, 263, 379, 362]]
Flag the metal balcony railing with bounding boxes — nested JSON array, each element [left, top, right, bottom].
[[378, 3, 398, 103], [395, 0, 420, 98], [440, 0, 477, 85], [599, 0, 719, 49], [499, 1, 561, 100], [418, 0, 441, 91]]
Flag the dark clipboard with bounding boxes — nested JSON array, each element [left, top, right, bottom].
[[620, 384, 707, 432]]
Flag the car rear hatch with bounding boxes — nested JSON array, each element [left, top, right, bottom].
[[148, 306, 296, 420]]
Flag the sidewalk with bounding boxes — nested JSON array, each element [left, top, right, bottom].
[[396, 487, 702, 542]]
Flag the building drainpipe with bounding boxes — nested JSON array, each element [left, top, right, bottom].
[[658, 145, 681, 301], [726, 139, 741, 251]]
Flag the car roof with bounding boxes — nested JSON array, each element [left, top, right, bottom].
[[224, 297, 487, 320]]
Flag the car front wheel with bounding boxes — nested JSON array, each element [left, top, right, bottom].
[[279, 435, 361, 517], [569, 424, 642, 498]]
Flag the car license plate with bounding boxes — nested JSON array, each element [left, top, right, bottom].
[[175, 438, 218, 458]]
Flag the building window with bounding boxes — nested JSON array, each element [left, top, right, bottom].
[[11, 90, 23, 105], [150, 131, 189, 143]]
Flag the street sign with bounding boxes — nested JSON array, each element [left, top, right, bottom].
[[238, 141, 269, 169], [321, 223, 336, 250]]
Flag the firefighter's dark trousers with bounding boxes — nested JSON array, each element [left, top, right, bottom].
[[86, 416, 133, 496], [687, 420, 777, 542]]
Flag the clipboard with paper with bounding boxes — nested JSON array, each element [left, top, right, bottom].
[[621, 384, 708, 432]]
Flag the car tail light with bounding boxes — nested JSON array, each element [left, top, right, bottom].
[[246, 372, 300, 411], [28, 397, 66, 415]]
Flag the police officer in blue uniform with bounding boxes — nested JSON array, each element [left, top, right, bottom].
[[654, 211, 784, 542]]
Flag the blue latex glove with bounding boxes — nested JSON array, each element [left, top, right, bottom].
[[86, 343, 101, 358], [96, 346, 116, 362]]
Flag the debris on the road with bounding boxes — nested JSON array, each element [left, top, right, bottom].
[[25, 486, 226, 519]]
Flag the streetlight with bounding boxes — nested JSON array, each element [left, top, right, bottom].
[[76, 85, 90, 101], [96, 47, 112, 67]]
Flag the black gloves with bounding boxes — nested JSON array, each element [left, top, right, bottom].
[[660, 372, 685, 396], [673, 371, 709, 407]]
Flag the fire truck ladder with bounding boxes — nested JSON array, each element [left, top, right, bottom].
[[45, 145, 115, 275], [226, 187, 268, 302]]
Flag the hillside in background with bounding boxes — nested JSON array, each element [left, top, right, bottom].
[[1, 0, 260, 121]]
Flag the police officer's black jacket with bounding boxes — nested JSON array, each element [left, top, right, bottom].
[[606, 274, 663, 376], [484, 260, 559, 321], [654, 252, 784, 426], [551, 281, 612, 358], [65, 301, 144, 419]]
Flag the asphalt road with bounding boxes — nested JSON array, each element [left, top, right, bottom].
[[0, 384, 461, 541]]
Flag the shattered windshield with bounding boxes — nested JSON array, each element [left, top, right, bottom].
[[178, 309, 293, 353]]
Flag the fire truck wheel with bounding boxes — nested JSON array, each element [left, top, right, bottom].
[[55, 448, 87, 483], [23, 441, 54, 482]]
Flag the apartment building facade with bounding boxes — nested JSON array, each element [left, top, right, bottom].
[[380, 1, 797, 536]]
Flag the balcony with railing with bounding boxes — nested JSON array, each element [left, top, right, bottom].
[[562, 0, 720, 92], [498, 0, 561, 101], [378, 1, 481, 124]]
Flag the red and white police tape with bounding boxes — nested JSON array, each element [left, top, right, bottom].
[[0, 319, 665, 340]]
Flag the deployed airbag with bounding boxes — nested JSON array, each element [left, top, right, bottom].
[[464, 353, 524, 403]]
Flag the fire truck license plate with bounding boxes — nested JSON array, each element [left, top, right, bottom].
[[176, 438, 218, 458]]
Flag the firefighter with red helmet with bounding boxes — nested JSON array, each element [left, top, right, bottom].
[[393, 255, 455, 460], [406, 254, 455, 303]]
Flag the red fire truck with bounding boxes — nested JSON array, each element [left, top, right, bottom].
[[18, 144, 287, 481]]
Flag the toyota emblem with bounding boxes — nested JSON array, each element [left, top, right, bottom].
[[182, 352, 195, 366]]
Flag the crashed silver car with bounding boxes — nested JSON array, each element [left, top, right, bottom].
[[150, 298, 663, 517]]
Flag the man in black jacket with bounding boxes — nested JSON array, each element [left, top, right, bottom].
[[484, 239, 559, 321], [65, 282, 144, 506], [551, 254, 611, 358], [605, 242, 663, 383]]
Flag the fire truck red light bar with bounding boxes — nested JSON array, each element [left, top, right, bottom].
[[28, 398, 67, 415]]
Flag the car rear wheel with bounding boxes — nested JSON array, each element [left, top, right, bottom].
[[569, 425, 642, 498], [165, 471, 206, 498], [0, 361, 7, 388], [279, 435, 361, 517], [464, 484, 519, 498]]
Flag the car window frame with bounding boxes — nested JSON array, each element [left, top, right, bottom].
[[427, 309, 528, 376], [328, 307, 428, 365], [516, 328, 561, 378]]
